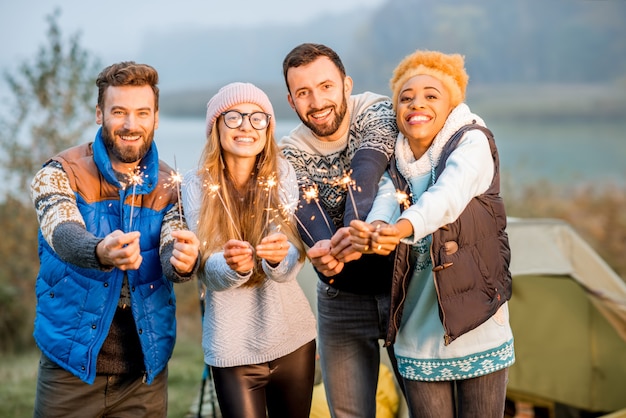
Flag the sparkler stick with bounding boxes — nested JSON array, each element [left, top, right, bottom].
[[278, 191, 315, 246], [166, 156, 184, 226], [293, 214, 315, 244], [303, 185, 334, 236], [204, 172, 242, 241], [261, 174, 278, 230], [337, 171, 360, 221], [127, 166, 145, 231]]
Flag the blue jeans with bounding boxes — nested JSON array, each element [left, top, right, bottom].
[[403, 368, 509, 418], [317, 280, 399, 418]]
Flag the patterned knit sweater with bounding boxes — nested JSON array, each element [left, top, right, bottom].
[[279, 92, 397, 244]]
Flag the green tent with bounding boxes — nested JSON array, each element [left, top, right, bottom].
[[506, 218, 626, 415]]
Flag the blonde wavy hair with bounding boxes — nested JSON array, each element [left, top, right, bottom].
[[194, 117, 305, 287]]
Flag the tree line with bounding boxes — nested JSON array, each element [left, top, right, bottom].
[[139, 0, 626, 95]]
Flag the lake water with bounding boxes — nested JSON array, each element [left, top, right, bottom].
[[155, 116, 626, 189]]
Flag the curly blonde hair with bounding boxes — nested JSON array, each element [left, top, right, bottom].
[[389, 50, 468, 110]]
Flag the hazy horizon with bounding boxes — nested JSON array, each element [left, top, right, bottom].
[[0, 0, 384, 68]]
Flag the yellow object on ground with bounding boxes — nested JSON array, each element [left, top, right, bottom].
[[310, 363, 400, 418]]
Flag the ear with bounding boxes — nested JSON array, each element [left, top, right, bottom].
[[287, 93, 296, 111], [154, 110, 159, 130], [95, 105, 103, 125], [344, 76, 353, 96]]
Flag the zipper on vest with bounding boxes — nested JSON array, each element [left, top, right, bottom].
[[431, 247, 452, 346], [387, 250, 412, 346], [433, 270, 451, 346]]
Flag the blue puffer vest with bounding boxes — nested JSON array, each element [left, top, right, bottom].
[[34, 128, 177, 384]]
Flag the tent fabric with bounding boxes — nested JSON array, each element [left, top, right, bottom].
[[506, 218, 626, 413], [507, 218, 626, 341]]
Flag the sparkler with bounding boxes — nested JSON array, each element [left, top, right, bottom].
[[260, 174, 278, 230], [127, 166, 145, 231], [394, 189, 411, 211], [165, 156, 184, 226], [204, 172, 242, 240], [278, 192, 315, 244], [293, 214, 315, 244], [303, 184, 334, 236], [336, 171, 360, 221]]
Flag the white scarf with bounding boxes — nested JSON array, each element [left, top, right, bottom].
[[395, 103, 486, 184]]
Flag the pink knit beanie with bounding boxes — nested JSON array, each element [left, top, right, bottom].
[[205, 82, 275, 137]]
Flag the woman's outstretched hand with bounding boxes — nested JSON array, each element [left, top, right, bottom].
[[349, 220, 402, 256]]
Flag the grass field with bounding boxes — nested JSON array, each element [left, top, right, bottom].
[[0, 329, 206, 418], [0, 281, 207, 418]]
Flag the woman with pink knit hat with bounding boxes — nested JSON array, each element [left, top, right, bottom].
[[349, 51, 515, 417], [182, 82, 316, 417]]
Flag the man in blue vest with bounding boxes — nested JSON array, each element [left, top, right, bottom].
[[30, 61, 200, 417]]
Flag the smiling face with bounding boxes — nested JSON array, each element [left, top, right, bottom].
[[218, 102, 267, 167], [396, 74, 454, 158], [286, 56, 353, 142], [96, 85, 158, 172]]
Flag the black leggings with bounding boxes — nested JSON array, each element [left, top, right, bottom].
[[211, 339, 316, 418]]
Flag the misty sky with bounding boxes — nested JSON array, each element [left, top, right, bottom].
[[0, 0, 384, 68]]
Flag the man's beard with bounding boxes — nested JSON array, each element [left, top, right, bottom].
[[101, 124, 154, 164], [298, 94, 348, 138]]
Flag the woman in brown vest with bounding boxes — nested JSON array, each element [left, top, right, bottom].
[[349, 50, 514, 418]]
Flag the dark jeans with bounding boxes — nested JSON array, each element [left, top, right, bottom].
[[403, 368, 509, 418], [317, 281, 402, 418], [33, 353, 167, 418], [211, 339, 316, 418]]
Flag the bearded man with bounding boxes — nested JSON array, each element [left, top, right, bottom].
[[279, 43, 401, 418], [30, 61, 200, 418]]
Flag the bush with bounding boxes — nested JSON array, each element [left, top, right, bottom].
[[505, 181, 626, 279], [0, 197, 38, 352]]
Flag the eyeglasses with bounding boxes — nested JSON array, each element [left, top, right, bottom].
[[220, 110, 271, 130]]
